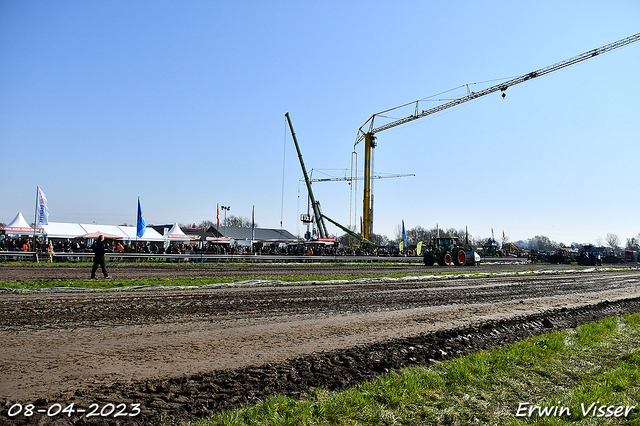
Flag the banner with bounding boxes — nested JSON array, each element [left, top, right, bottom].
[[36, 187, 49, 226], [137, 197, 146, 238], [417, 241, 423, 256]]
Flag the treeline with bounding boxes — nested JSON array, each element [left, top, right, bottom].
[[173, 217, 640, 252], [337, 226, 479, 249], [513, 232, 640, 251], [341, 226, 640, 252]]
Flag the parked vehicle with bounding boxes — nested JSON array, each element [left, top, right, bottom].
[[549, 249, 573, 264], [423, 237, 477, 266], [577, 245, 603, 266]]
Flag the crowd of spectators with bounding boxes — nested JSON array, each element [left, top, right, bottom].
[[1, 236, 408, 258]]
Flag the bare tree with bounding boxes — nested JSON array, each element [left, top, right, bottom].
[[198, 220, 216, 229], [225, 215, 257, 228], [407, 225, 432, 247], [370, 233, 390, 247], [605, 233, 620, 250]]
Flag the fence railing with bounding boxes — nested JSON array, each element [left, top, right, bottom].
[[0, 251, 424, 264]]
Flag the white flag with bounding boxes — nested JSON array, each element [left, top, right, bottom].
[[36, 187, 49, 226]]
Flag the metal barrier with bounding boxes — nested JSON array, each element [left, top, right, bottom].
[[0, 251, 423, 264]]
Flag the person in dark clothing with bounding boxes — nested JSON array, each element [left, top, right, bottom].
[[91, 235, 110, 279]]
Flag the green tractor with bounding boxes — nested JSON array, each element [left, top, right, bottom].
[[422, 237, 469, 266]]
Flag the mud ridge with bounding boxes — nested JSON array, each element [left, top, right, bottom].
[[5, 296, 640, 425]]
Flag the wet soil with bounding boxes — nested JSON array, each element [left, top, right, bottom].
[[1, 264, 640, 425]]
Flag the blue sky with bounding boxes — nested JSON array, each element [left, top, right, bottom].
[[1, 1, 639, 246]]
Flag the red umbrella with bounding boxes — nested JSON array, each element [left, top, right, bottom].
[[77, 231, 123, 240]]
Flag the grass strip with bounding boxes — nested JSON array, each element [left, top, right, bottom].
[[0, 266, 620, 291], [0, 273, 433, 290], [177, 313, 640, 425]]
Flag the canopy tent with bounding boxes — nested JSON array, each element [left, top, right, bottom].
[[119, 225, 164, 242], [41, 223, 87, 239], [205, 237, 232, 244], [167, 223, 199, 241], [0, 212, 43, 235], [77, 231, 123, 240], [40, 222, 165, 241], [78, 224, 128, 239]]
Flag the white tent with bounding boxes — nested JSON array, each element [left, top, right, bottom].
[[41, 222, 86, 239], [118, 225, 164, 242], [167, 222, 198, 240], [77, 223, 128, 239], [40, 222, 165, 241], [0, 212, 43, 235]]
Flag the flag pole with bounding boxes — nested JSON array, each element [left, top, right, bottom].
[[136, 197, 138, 247], [32, 186, 39, 262]]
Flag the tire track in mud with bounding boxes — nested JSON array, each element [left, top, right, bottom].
[[5, 297, 639, 425], [2, 267, 640, 425]]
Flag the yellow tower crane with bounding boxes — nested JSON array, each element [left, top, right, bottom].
[[354, 32, 640, 242]]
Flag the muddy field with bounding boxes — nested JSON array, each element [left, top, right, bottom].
[[0, 261, 535, 281], [1, 263, 640, 425]]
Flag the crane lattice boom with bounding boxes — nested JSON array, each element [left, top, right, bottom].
[[354, 32, 640, 242], [356, 32, 640, 146]]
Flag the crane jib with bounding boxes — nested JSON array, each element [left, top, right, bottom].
[[355, 32, 640, 145], [354, 32, 640, 243]]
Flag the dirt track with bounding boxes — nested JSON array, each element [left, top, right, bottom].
[[1, 263, 640, 425]]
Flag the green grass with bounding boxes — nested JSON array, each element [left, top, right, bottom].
[[0, 261, 609, 291], [0, 274, 430, 290], [175, 313, 640, 425]]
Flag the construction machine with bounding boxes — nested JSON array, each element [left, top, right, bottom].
[[353, 33, 640, 243], [422, 236, 476, 266], [286, 112, 376, 249], [285, 112, 328, 239]]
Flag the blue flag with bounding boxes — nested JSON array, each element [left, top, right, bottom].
[[251, 205, 255, 240], [402, 220, 407, 248], [137, 197, 146, 238]]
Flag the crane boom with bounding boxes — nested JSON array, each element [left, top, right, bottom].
[[355, 32, 640, 242], [356, 32, 640, 146], [285, 112, 328, 239]]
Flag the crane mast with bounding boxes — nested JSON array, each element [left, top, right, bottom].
[[355, 32, 640, 242]]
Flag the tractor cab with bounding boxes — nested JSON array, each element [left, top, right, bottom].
[[437, 237, 458, 250]]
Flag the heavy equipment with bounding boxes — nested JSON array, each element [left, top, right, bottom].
[[305, 168, 414, 244], [354, 33, 640, 243], [285, 112, 328, 239], [422, 236, 473, 266], [286, 112, 376, 249]]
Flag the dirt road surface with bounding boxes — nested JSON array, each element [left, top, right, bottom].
[[1, 264, 640, 425]]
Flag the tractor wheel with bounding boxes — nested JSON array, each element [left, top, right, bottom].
[[423, 253, 435, 266], [455, 250, 466, 266], [441, 251, 452, 266]]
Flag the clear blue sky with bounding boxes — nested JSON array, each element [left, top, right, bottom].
[[1, 1, 638, 246]]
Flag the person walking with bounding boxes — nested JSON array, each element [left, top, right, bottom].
[[91, 235, 110, 279]]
